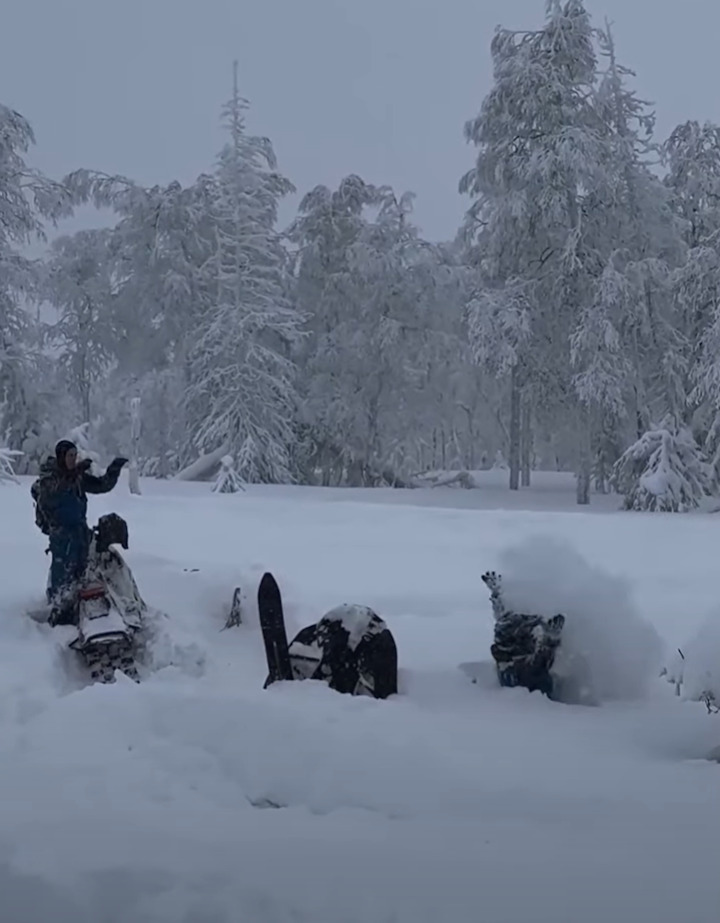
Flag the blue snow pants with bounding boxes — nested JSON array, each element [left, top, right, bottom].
[[47, 526, 90, 606]]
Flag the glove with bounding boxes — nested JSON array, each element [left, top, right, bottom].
[[109, 456, 129, 470], [77, 458, 93, 473]]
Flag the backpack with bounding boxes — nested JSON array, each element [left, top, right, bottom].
[[30, 479, 51, 535]]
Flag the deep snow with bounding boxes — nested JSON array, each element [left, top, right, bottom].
[[0, 475, 719, 923]]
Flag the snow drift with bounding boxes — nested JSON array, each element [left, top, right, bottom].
[[1, 479, 719, 922], [496, 536, 664, 702]]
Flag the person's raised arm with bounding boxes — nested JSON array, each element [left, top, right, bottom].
[[82, 457, 128, 495]]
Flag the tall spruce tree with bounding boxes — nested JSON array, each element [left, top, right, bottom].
[[186, 63, 302, 482]]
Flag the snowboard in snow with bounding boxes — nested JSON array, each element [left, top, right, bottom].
[[258, 572, 293, 687]]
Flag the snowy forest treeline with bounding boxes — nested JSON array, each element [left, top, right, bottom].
[[3, 0, 720, 509]]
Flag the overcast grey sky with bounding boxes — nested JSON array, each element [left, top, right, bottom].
[[3, 0, 720, 241]]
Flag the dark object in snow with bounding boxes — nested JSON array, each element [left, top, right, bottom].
[[45, 512, 145, 683], [257, 574, 398, 699], [288, 605, 398, 699], [481, 570, 565, 698], [258, 572, 293, 685]]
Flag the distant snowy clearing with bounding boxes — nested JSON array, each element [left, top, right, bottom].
[[0, 476, 718, 923]]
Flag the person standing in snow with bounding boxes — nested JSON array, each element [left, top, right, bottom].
[[31, 440, 128, 624]]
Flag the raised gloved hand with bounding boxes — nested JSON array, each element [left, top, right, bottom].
[[109, 456, 129, 470], [77, 457, 94, 473]]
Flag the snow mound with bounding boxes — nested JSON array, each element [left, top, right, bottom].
[[137, 606, 207, 679], [497, 536, 664, 702]]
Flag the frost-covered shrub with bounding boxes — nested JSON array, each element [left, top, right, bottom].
[[495, 536, 663, 702], [212, 455, 246, 494], [0, 446, 22, 484], [611, 418, 714, 512], [140, 453, 180, 479]]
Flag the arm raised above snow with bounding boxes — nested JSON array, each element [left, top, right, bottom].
[[82, 457, 128, 495]]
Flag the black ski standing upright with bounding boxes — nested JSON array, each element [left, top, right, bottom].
[[258, 572, 294, 687]]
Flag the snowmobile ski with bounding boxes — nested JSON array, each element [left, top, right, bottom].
[[258, 572, 293, 686]]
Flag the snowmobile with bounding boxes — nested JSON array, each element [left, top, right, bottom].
[[479, 570, 596, 704], [482, 570, 565, 698], [257, 572, 398, 699], [51, 513, 146, 683], [285, 605, 398, 699]]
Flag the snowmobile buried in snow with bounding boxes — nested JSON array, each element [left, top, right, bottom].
[[52, 513, 146, 683], [482, 570, 565, 699], [477, 570, 596, 704], [257, 572, 398, 699]]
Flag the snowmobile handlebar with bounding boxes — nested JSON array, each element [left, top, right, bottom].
[[93, 513, 129, 553]]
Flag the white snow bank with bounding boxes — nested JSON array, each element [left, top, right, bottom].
[[497, 536, 664, 701], [1, 479, 720, 921]]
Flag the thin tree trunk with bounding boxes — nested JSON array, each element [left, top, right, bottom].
[[576, 466, 590, 505], [460, 405, 476, 470], [520, 396, 532, 488], [79, 350, 91, 424], [128, 396, 142, 496], [509, 367, 521, 491], [576, 406, 591, 506]]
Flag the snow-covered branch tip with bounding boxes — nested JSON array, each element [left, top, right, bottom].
[[0, 447, 23, 484], [212, 455, 247, 493], [611, 419, 714, 512]]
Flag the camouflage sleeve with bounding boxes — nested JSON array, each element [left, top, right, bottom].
[[82, 463, 122, 495]]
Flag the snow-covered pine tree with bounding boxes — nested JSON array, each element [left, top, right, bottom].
[[462, 1, 621, 499], [42, 228, 116, 424], [288, 174, 387, 484], [569, 19, 680, 495], [665, 121, 720, 252], [186, 64, 301, 483], [289, 175, 468, 485], [610, 415, 713, 511], [569, 256, 633, 500], [666, 122, 720, 471], [0, 102, 72, 458], [62, 170, 213, 408]]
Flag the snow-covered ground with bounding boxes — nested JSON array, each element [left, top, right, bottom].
[[0, 475, 719, 923]]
